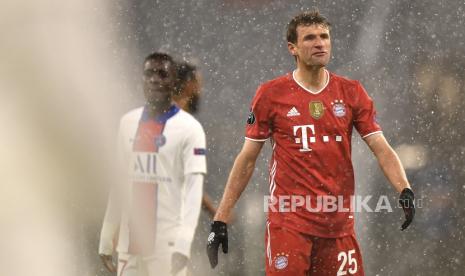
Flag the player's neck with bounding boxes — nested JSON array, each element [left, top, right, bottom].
[[294, 66, 327, 92], [145, 101, 172, 118], [173, 96, 190, 113]]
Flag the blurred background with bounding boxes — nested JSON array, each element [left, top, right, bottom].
[[1, 0, 464, 275]]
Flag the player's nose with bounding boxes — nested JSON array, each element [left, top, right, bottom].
[[314, 38, 324, 48], [148, 74, 163, 84]]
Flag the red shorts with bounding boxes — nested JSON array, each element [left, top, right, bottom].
[[265, 221, 364, 276]]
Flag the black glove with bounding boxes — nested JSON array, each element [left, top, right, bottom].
[[170, 252, 188, 275], [206, 221, 228, 268], [399, 188, 415, 231]]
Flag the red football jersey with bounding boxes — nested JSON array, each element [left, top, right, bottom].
[[246, 70, 382, 238]]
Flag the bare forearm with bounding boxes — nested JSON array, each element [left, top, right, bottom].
[[202, 193, 217, 218], [377, 147, 410, 193], [214, 153, 256, 222]]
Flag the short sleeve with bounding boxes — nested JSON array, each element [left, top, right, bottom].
[[353, 82, 382, 138], [245, 85, 271, 141], [183, 122, 207, 175]]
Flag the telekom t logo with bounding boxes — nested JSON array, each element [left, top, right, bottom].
[[293, 125, 315, 152], [293, 124, 343, 152]]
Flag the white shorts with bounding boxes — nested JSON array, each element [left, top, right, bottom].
[[117, 253, 187, 276]]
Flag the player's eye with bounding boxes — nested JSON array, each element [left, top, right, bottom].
[[144, 69, 169, 79], [143, 69, 155, 77], [303, 34, 316, 41]]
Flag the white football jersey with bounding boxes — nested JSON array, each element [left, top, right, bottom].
[[102, 104, 207, 258]]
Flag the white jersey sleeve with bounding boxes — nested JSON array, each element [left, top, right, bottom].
[[183, 121, 207, 175], [99, 119, 126, 255], [98, 191, 120, 255], [173, 173, 204, 257]]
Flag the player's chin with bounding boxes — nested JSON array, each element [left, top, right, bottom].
[[306, 61, 329, 68], [145, 93, 170, 106], [313, 56, 330, 65], [145, 87, 169, 97], [304, 57, 327, 66]]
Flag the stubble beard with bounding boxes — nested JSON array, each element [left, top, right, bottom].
[[145, 88, 172, 113], [188, 95, 200, 114], [301, 55, 330, 70]]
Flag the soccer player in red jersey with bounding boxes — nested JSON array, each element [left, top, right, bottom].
[[207, 10, 415, 275]]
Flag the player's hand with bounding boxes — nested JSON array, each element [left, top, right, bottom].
[[99, 254, 116, 273], [399, 188, 415, 231], [170, 252, 188, 275], [206, 221, 228, 268]]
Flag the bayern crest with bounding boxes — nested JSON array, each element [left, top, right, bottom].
[[273, 253, 289, 270], [331, 99, 346, 117]]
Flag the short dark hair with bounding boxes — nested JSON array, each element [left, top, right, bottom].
[[174, 62, 197, 95], [144, 52, 174, 64], [287, 10, 331, 44]]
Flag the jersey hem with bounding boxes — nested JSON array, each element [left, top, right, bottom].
[[361, 130, 383, 139], [272, 219, 355, 239], [245, 136, 268, 142], [184, 169, 207, 175]]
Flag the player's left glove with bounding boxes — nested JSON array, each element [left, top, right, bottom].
[[206, 221, 228, 268], [170, 252, 188, 275], [399, 188, 415, 231]]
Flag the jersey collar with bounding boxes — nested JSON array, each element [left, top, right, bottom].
[[292, 69, 330, 95], [141, 104, 180, 123]]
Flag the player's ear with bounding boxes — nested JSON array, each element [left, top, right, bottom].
[[287, 42, 297, 56]]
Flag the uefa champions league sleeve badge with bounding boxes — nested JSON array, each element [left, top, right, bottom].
[[247, 110, 256, 125]]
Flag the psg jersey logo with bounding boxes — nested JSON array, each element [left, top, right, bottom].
[[154, 134, 166, 147]]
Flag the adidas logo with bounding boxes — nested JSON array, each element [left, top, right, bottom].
[[287, 107, 301, 117]]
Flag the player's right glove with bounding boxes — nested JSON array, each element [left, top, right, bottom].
[[399, 188, 415, 231], [206, 221, 228, 268]]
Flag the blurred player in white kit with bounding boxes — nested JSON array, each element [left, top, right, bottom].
[[173, 61, 217, 219], [99, 52, 207, 276]]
